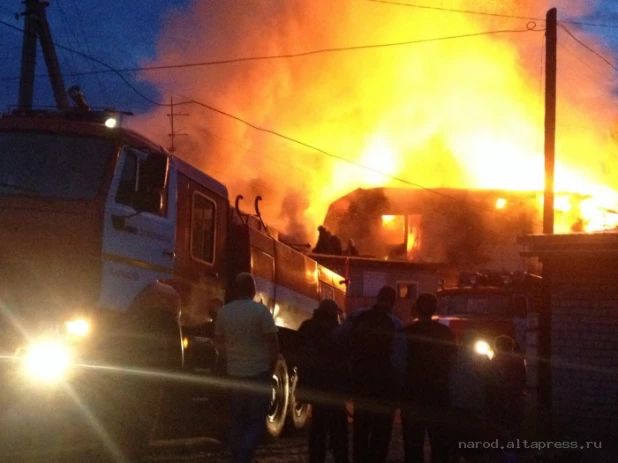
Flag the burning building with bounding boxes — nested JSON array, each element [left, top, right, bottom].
[[322, 187, 617, 281], [134, 1, 618, 258]]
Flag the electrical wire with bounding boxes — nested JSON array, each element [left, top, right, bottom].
[[66, 0, 110, 104], [367, 0, 618, 29], [176, 98, 526, 221], [0, 16, 541, 222], [0, 21, 542, 81], [368, 0, 543, 21], [54, 0, 80, 82], [559, 24, 618, 72], [558, 42, 616, 86], [563, 20, 618, 29], [0, 18, 163, 107]]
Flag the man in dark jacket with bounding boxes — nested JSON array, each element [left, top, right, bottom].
[[402, 293, 457, 463], [297, 299, 349, 463], [337, 286, 406, 463]]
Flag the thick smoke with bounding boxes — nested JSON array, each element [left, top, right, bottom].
[[133, 0, 618, 244]]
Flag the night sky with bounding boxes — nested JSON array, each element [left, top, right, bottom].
[[0, 0, 192, 113], [1, 0, 618, 116]]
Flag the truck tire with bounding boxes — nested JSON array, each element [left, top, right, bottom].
[[288, 367, 310, 431], [266, 355, 289, 438]]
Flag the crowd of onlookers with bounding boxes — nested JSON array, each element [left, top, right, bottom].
[[213, 274, 526, 463], [296, 286, 527, 463]]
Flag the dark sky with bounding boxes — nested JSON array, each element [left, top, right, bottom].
[[1, 0, 618, 115], [0, 0, 191, 113]]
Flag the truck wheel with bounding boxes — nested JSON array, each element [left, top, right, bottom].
[[266, 356, 289, 438], [288, 367, 310, 431]]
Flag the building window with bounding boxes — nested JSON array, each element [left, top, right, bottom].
[[397, 282, 418, 300], [191, 191, 216, 264]]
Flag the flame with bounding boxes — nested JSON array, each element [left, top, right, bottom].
[[382, 215, 396, 226], [135, 0, 618, 241]]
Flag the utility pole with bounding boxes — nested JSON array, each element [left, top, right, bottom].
[[544, 7, 557, 235], [18, 0, 69, 110], [539, 6, 557, 417], [167, 97, 187, 152]]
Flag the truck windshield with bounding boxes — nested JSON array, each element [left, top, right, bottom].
[[438, 293, 512, 317], [0, 132, 113, 200]]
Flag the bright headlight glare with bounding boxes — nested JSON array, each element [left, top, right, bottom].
[[104, 117, 117, 128], [475, 340, 491, 356], [23, 340, 72, 383], [66, 319, 90, 337]]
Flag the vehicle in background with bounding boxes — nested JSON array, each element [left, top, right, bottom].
[[436, 271, 542, 358]]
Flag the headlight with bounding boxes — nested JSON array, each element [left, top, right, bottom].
[[65, 319, 90, 337], [22, 340, 72, 383], [474, 340, 494, 359]]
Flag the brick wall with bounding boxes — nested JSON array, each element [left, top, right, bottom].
[[548, 257, 618, 448]]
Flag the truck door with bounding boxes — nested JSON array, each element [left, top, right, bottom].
[[99, 147, 177, 311]]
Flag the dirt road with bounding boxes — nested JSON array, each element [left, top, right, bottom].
[[148, 420, 406, 463]]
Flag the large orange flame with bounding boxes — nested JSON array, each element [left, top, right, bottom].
[[134, 0, 618, 241]]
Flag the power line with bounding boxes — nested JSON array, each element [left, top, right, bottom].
[[0, 17, 163, 107], [368, 0, 618, 29], [0, 22, 542, 81], [177, 98, 524, 220], [558, 42, 615, 87], [54, 0, 80, 80], [0, 16, 534, 221], [559, 24, 618, 72], [563, 20, 618, 29], [368, 0, 543, 21], [141, 84, 523, 220], [66, 0, 110, 104]]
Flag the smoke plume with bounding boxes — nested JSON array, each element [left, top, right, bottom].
[[133, 0, 618, 243]]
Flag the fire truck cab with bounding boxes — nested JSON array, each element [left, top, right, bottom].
[[0, 109, 346, 458], [436, 271, 541, 357]]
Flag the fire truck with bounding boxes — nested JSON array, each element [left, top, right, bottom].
[[436, 271, 541, 357], [1, 1, 348, 458], [0, 110, 346, 458]]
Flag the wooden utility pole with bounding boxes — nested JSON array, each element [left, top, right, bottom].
[[539, 7, 557, 414], [167, 97, 187, 152], [18, 0, 69, 110], [544, 8, 557, 234]]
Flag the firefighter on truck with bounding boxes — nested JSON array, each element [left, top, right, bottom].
[[0, 109, 346, 460]]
